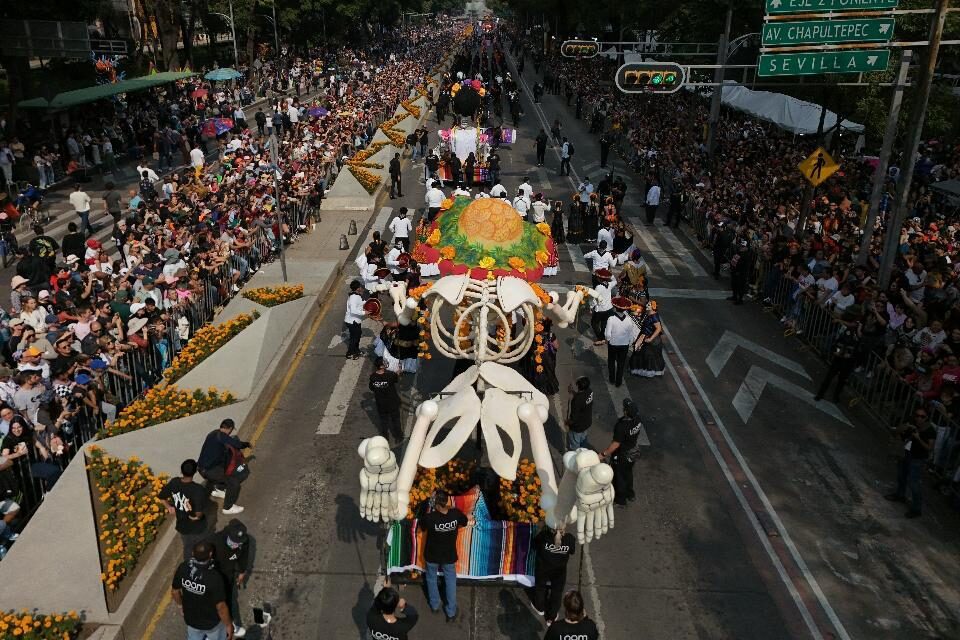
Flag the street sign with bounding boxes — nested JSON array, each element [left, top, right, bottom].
[[797, 147, 840, 187], [615, 62, 685, 94], [761, 17, 895, 46], [758, 49, 890, 76], [560, 40, 599, 58], [765, 0, 898, 15]]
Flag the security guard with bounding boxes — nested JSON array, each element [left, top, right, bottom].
[[599, 399, 645, 506]]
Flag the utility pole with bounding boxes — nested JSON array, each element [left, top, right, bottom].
[[706, 2, 733, 160], [795, 102, 828, 238], [879, 0, 950, 289], [269, 132, 289, 282], [228, 0, 239, 68], [858, 51, 912, 266], [271, 1, 279, 58]]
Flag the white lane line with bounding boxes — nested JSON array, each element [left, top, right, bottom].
[[366, 206, 394, 245], [581, 545, 606, 638], [633, 225, 680, 276], [327, 334, 345, 349], [656, 225, 708, 277], [661, 322, 848, 640], [568, 245, 591, 273], [316, 336, 374, 434], [646, 288, 728, 300]]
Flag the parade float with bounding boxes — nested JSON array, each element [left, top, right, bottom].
[[358, 199, 614, 586]]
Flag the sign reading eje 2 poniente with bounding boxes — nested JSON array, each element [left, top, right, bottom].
[[765, 0, 899, 15], [758, 49, 890, 76], [762, 17, 894, 46]]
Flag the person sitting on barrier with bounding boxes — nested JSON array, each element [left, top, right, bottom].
[[198, 418, 251, 516]]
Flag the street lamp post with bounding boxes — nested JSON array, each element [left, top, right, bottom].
[[209, 5, 238, 68], [269, 132, 289, 282]]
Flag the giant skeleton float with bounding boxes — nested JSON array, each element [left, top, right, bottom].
[[357, 195, 616, 584]]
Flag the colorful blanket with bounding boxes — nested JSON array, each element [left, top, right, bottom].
[[386, 487, 536, 586]]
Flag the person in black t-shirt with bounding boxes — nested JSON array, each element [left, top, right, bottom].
[[209, 519, 251, 638], [544, 590, 599, 640], [418, 490, 472, 622], [171, 541, 233, 639], [369, 358, 403, 442], [532, 525, 575, 622], [159, 459, 210, 560], [600, 399, 644, 506], [367, 585, 419, 640], [885, 408, 937, 518], [565, 377, 593, 451]]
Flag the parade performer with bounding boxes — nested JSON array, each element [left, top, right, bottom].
[[630, 300, 665, 378]]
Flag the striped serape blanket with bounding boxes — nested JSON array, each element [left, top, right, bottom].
[[386, 486, 537, 586]]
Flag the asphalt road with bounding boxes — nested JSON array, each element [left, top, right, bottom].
[[146, 51, 960, 640]]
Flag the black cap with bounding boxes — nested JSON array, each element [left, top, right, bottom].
[[227, 519, 247, 541]]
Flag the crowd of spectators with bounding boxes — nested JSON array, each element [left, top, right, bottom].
[[0, 19, 465, 556], [520, 31, 960, 494]]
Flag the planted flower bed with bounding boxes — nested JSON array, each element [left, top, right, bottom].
[[0, 611, 82, 638], [164, 313, 258, 383], [243, 284, 304, 308], [97, 387, 235, 439]]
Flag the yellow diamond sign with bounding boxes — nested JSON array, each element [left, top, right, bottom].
[[798, 147, 840, 187]]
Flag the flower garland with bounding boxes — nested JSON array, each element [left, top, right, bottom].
[[498, 458, 545, 523], [351, 141, 389, 163], [379, 113, 410, 148], [415, 85, 430, 99], [406, 458, 477, 519], [164, 313, 258, 382], [348, 165, 382, 195], [98, 387, 236, 439], [0, 611, 82, 638], [400, 99, 421, 119], [87, 446, 168, 591], [243, 284, 304, 308]]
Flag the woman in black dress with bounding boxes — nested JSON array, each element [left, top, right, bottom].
[[630, 301, 665, 378], [582, 193, 600, 243], [464, 152, 476, 189], [550, 199, 566, 243], [566, 195, 583, 243]]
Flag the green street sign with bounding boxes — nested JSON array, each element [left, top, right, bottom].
[[762, 18, 895, 46], [758, 49, 890, 76], [765, 0, 898, 15]]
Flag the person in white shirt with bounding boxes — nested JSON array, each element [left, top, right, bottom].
[[605, 297, 641, 387], [645, 179, 661, 225], [904, 262, 927, 302], [425, 185, 445, 222], [385, 240, 406, 276], [584, 241, 617, 286], [136, 164, 160, 182], [815, 269, 839, 303], [825, 283, 856, 315], [490, 182, 508, 199], [512, 189, 531, 219], [68, 183, 94, 236], [388, 208, 413, 251], [453, 185, 471, 197], [530, 194, 549, 223], [590, 270, 614, 346], [474, 187, 491, 199], [344, 280, 366, 359], [577, 179, 593, 207], [189, 145, 205, 175], [597, 221, 615, 252], [519, 178, 533, 200]]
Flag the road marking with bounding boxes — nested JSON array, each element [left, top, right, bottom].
[[316, 336, 375, 434], [733, 365, 851, 426], [366, 206, 394, 245], [633, 225, 680, 276], [661, 322, 850, 640], [646, 288, 728, 300], [328, 333, 345, 349], [535, 166, 554, 190], [581, 544, 606, 638], [707, 330, 810, 379], [568, 245, 591, 273], [656, 225, 708, 277]]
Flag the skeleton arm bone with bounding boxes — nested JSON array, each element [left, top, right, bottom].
[[392, 399, 439, 520], [542, 288, 597, 329], [518, 402, 561, 526]]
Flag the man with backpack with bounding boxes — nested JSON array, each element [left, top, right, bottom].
[[560, 138, 574, 176], [198, 418, 251, 516]]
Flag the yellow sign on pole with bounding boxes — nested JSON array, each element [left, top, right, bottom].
[[797, 147, 840, 187]]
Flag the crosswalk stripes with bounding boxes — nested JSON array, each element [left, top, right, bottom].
[[580, 160, 626, 176], [316, 335, 375, 434], [656, 224, 708, 277], [632, 224, 680, 276]]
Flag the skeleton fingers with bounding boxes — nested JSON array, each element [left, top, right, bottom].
[[358, 436, 400, 523], [569, 450, 615, 544], [543, 288, 597, 329]]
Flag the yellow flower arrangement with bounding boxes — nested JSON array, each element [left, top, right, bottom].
[[498, 458, 544, 524], [439, 246, 456, 260], [409, 282, 433, 300], [351, 141, 389, 163], [400, 99, 421, 119], [507, 257, 526, 272], [426, 229, 442, 246], [529, 283, 552, 306], [406, 458, 477, 519], [97, 387, 236, 439], [0, 611, 82, 639], [164, 313, 257, 382], [535, 251, 549, 266], [243, 284, 304, 308], [348, 165, 382, 194], [440, 198, 454, 210], [478, 256, 495, 270], [536, 222, 552, 236], [379, 113, 410, 148], [87, 446, 168, 591], [415, 85, 430, 99]]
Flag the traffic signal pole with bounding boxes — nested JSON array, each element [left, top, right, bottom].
[[878, 0, 950, 290], [707, 2, 733, 160]]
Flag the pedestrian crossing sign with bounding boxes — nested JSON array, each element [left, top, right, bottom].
[[797, 147, 839, 187]]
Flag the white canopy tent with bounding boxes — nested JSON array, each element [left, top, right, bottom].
[[698, 81, 864, 136]]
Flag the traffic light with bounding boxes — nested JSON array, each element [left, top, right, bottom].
[[615, 62, 685, 94], [560, 40, 600, 59]]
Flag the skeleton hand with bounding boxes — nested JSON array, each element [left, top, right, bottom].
[[358, 436, 399, 523], [567, 450, 615, 544], [543, 289, 596, 329]]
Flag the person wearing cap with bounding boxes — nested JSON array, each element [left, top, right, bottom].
[[17, 345, 50, 380], [604, 297, 640, 387], [344, 280, 366, 360], [198, 418, 250, 516], [9, 276, 30, 315], [160, 459, 211, 561], [599, 399, 646, 506], [208, 519, 251, 638], [388, 208, 412, 252], [589, 269, 613, 346], [171, 541, 235, 640], [583, 241, 616, 288]]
